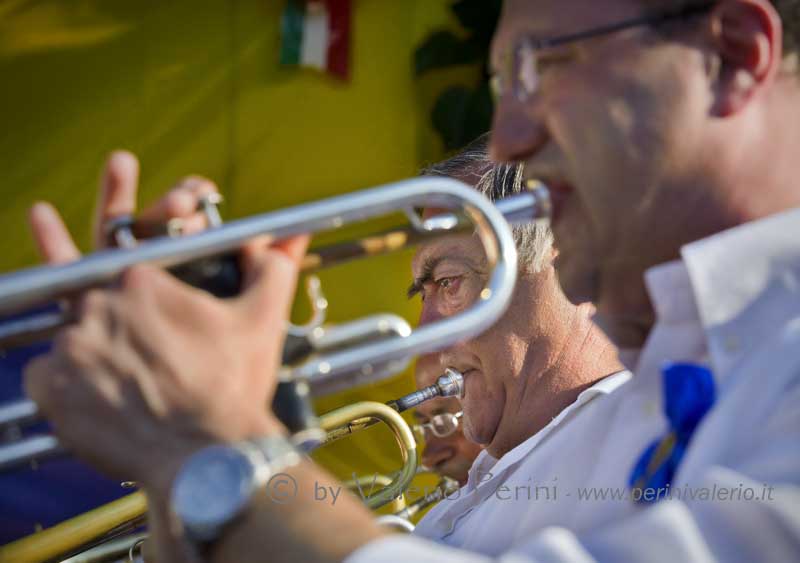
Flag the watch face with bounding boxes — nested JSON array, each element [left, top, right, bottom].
[[172, 445, 256, 540]]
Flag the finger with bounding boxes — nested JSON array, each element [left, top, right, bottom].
[[24, 353, 71, 418], [237, 235, 310, 327], [24, 354, 51, 410], [271, 236, 312, 266], [93, 150, 140, 249], [28, 202, 81, 264], [136, 176, 219, 236]]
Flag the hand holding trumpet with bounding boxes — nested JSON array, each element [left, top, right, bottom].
[[24, 151, 304, 496]]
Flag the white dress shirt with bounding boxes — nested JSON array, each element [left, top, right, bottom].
[[347, 207, 800, 562], [412, 370, 632, 548]]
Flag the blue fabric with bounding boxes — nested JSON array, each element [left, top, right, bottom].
[[628, 362, 716, 503], [0, 306, 127, 544]]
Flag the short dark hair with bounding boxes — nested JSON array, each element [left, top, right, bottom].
[[644, 1, 799, 70], [421, 133, 553, 273]]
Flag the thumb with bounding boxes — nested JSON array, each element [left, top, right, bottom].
[[236, 235, 310, 327], [28, 202, 81, 264]]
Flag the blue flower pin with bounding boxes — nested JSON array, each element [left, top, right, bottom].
[[629, 362, 716, 502]]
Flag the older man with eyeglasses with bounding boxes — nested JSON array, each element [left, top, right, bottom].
[[413, 355, 483, 486], [412, 354, 480, 487]]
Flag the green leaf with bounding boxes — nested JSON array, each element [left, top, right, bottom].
[[432, 83, 495, 151], [414, 31, 483, 75], [415, 0, 500, 150], [432, 86, 472, 150], [451, 0, 502, 43], [463, 81, 494, 143]]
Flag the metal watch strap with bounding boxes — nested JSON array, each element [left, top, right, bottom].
[[247, 434, 302, 474]]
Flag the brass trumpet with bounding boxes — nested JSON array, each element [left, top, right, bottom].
[[320, 368, 463, 446], [316, 370, 463, 511]]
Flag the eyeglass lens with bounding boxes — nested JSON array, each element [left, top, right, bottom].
[[514, 38, 540, 100]]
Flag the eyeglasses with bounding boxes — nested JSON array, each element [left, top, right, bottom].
[[413, 412, 464, 440], [490, 3, 713, 103]]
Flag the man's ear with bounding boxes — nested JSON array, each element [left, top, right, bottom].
[[707, 0, 782, 116]]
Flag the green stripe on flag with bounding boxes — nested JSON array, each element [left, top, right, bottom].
[[280, 0, 305, 66]]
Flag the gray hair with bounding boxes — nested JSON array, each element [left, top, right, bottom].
[[421, 133, 553, 273]]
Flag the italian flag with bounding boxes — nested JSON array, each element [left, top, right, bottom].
[[280, 0, 352, 80]]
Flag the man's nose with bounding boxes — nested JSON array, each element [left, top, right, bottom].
[[417, 300, 444, 326], [489, 96, 549, 163]]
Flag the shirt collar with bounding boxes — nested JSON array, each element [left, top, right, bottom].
[[644, 260, 699, 326], [644, 206, 800, 380], [465, 370, 632, 488]]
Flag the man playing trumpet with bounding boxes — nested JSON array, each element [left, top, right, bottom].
[[18, 128, 627, 561]]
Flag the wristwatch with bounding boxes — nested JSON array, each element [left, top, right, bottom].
[[171, 436, 301, 543]]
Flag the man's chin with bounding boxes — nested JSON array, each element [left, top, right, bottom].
[[462, 417, 497, 448], [439, 460, 473, 486]]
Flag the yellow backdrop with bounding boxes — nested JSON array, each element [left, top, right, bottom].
[[0, 0, 481, 511]]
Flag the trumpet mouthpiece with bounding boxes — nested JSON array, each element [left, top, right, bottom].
[[435, 368, 464, 399]]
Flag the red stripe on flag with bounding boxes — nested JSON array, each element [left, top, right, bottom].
[[325, 0, 351, 80]]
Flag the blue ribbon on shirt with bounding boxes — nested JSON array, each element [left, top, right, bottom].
[[628, 362, 716, 502]]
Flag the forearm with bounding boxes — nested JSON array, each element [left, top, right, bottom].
[[143, 458, 385, 563], [144, 489, 202, 563], [208, 459, 388, 563]]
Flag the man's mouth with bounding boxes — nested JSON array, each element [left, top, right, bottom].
[[523, 172, 574, 226], [457, 369, 478, 398]]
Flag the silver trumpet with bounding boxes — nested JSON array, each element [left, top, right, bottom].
[[0, 177, 550, 467], [0, 177, 549, 472], [0, 178, 550, 563]]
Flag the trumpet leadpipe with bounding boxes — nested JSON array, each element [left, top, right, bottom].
[[319, 369, 464, 445], [386, 368, 464, 413]]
